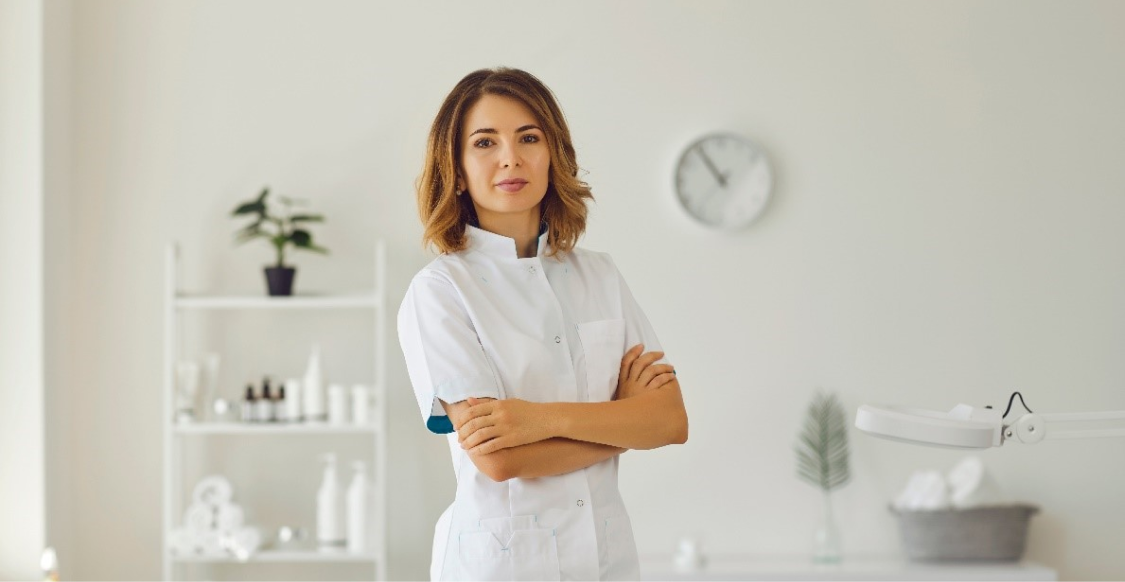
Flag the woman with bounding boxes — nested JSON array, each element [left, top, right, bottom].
[[398, 67, 689, 582]]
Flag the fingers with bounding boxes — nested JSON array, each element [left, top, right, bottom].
[[462, 401, 492, 422], [629, 350, 665, 380], [454, 403, 495, 441], [619, 344, 643, 383], [457, 410, 494, 442], [469, 435, 507, 456], [637, 363, 675, 386], [461, 426, 498, 450], [646, 372, 677, 390]]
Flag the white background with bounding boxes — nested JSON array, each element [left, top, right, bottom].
[[3, 0, 1124, 580]]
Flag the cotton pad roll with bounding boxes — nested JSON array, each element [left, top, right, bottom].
[[215, 502, 245, 532], [199, 530, 225, 556], [893, 469, 951, 511], [183, 503, 214, 534], [192, 475, 233, 507], [948, 455, 1005, 508], [226, 526, 263, 561], [167, 527, 199, 557]]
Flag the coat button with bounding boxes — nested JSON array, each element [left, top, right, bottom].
[[576, 499, 584, 507], [554, 336, 561, 343], [529, 266, 536, 274]]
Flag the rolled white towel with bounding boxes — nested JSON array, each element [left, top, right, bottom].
[[948, 456, 1005, 508], [192, 475, 234, 507], [894, 470, 951, 511], [199, 530, 225, 557], [215, 502, 245, 532], [225, 526, 263, 561], [167, 527, 198, 557], [183, 503, 214, 534]]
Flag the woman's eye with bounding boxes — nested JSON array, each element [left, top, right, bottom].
[[473, 138, 493, 148], [521, 134, 540, 143]]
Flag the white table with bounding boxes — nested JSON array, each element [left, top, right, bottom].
[[639, 554, 1058, 581]]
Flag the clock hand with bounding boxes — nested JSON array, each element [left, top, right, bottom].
[[696, 147, 728, 188]]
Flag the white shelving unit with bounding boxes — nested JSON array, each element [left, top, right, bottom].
[[162, 241, 388, 581]]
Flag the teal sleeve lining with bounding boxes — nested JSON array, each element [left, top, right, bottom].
[[427, 415, 455, 434]]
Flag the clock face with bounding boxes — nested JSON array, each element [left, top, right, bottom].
[[674, 133, 773, 230]]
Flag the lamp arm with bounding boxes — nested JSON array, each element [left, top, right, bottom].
[[1003, 410, 1125, 444]]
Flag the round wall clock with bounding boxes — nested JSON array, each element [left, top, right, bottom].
[[674, 132, 773, 230]]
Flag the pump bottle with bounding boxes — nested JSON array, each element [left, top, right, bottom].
[[316, 453, 345, 551]]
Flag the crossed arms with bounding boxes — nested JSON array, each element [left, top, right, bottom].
[[439, 344, 689, 482]]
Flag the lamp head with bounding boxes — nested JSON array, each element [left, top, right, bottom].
[[855, 403, 1004, 449]]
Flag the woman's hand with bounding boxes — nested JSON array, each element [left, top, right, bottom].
[[614, 344, 676, 401], [457, 398, 556, 456]]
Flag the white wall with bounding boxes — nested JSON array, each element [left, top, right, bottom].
[[36, 0, 1125, 580], [0, 0, 46, 579]]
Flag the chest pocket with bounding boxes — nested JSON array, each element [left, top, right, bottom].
[[577, 318, 626, 402]]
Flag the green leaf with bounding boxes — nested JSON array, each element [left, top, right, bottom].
[[232, 187, 270, 217], [231, 201, 264, 216], [290, 229, 311, 246], [234, 229, 268, 245], [289, 214, 324, 223], [290, 229, 329, 254], [794, 391, 851, 493]]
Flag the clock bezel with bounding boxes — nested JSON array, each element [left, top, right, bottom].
[[673, 132, 774, 230]]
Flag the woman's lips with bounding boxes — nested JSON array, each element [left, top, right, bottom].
[[496, 181, 527, 193]]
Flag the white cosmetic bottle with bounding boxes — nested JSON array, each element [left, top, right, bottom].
[[303, 345, 326, 423], [316, 453, 345, 552], [327, 384, 348, 425], [346, 460, 369, 554], [284, 378, 302, 423]]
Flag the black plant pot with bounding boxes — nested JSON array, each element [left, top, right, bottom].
[[264, 266, 296, 296]]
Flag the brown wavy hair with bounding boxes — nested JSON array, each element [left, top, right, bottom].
[[415, 67, 592, 259]]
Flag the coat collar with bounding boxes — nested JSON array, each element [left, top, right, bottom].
[[465, 222, 550, 260]]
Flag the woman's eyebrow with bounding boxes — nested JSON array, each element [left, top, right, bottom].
[[468, 124, 543, 137]]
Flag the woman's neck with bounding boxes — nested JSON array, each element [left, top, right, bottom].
[[476, 209, 541, 258]]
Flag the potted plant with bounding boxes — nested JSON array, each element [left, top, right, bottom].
[[795, 390, 851, 564], [231, 187, 328, 296]]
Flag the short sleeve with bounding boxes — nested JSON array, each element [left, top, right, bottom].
[[607, 256, 671, 367], [397, 272, 501, 434]]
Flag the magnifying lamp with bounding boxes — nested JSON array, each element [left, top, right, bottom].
[[855, 392, 1125, 449]]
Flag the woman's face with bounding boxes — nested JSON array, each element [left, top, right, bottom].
[[458, 94, 550, 227]]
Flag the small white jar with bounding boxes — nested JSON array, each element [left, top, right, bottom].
[[327, 384, 348, 425]]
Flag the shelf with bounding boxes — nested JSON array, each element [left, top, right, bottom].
[[638, 554, 1057, 581], [171, 549, 379, 563], [175, 293, 381, 310], [174, 421, 381, 435]]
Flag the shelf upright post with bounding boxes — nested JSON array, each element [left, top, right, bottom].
[[163, 242, 177, 581], [374, 239, 388, 581]]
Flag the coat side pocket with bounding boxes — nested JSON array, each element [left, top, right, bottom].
[[458, 516, 561, 581]]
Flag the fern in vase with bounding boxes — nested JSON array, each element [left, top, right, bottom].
[[795, 391, 851, 563]]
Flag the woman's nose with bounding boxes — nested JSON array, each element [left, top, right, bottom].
[[499, 142, 522, 168]]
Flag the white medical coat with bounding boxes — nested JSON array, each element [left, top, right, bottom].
[[397, 224, 668, 581]]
